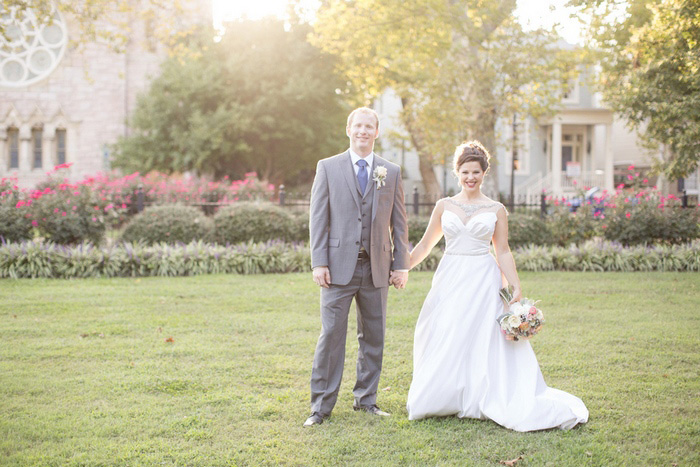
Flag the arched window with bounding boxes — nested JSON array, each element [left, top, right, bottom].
[[8, 128, 19, 169], [56, 128, 66, 165], [32, 127, 43, 169]]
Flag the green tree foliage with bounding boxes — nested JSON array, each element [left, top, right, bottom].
[[112, 19, 349, 183], [1, 0, 197, 53], [312, 0, 580, 194], [570, 0, 700, 179]]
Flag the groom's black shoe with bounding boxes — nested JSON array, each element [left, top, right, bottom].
[[303, 412, 327, 427], [353, 404, 390, 417]]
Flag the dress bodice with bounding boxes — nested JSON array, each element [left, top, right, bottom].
[[440, 199, 503, 256]]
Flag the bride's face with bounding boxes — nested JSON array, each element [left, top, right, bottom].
[[458, 161, 484, 193]]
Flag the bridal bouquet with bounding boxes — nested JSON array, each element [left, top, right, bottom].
[[497, 287, 545, 341]]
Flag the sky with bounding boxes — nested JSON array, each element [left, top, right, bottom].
[[211, 0, 585, 45]]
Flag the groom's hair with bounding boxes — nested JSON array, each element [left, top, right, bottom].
[[347, 107, 380, 130]]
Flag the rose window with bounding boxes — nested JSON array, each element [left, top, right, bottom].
[[1, 6, 67, 87]]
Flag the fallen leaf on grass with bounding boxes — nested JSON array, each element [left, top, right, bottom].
[[157, 327, 163, 333], [165, 336, 175, 343], [12, 315, 17, 319], [382, 387, 391, 391], [500, 455, 523, 466], [586, 452, 592, 457]]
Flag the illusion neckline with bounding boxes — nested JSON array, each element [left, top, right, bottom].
[[442, 209, 497, 228]]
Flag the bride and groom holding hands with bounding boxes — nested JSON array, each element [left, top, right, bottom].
[[304, 107, 589, 431]]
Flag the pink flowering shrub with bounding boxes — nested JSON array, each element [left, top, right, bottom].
[[87, 171, 275, 217], [0, 178, 33, 242], [546, 165, 699, 246]]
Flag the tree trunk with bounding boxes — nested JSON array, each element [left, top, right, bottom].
[[400, 97, 441, 195], [475, 107, 499, 197]]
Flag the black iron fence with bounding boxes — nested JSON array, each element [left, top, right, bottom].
[[131, 184, 694, 216]]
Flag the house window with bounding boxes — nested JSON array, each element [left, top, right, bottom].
[[562, 80, 580, 104], [56, 129, 66, 165], [8, 128, 19, 169], [32, 128, 42, 169]]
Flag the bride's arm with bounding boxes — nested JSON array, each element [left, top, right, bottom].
[[492, 206, 522, 303], [409, 200, 445, 269]]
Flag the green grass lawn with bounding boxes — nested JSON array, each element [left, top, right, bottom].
[[1, 272, 698, 466]]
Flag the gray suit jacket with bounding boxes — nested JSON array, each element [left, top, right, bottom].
[[309, 150, 410, 288]]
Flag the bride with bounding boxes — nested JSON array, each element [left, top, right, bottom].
[[406, 141, 588, 431]]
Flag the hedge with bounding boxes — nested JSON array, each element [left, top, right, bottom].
[[0, 240, 697, 279]]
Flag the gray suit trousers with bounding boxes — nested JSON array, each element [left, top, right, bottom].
[[310, 257, 388, 415]]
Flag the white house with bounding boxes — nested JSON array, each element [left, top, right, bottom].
[[374, 76, 697, 201]]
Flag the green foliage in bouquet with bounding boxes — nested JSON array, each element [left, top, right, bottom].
[[0, 179, 33, 243], [209, 202, 297, 244], [121, 205, 212, 245]]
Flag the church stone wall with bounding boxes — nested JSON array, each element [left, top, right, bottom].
[[0, 1, 211, 188]]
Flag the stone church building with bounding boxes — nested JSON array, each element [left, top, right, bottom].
[[0, 1, 211, 187]]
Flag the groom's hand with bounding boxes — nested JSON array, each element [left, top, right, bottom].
[[389, 270, 408, 289], [313, 266, 331, 288]]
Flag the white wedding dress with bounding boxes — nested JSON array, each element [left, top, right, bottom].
[[406, 200, 589, 431]]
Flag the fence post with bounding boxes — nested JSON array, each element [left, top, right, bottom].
[[136, 184, 144, 213], [279, 184, 285, 206], [682, 190, 688, 208], [540, 192, 546, 218], [413, 186, 419, 216]]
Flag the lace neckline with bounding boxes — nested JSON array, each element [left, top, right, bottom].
[[445, 198, 500, 217]]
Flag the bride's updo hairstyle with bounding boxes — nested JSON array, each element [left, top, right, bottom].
[[453, 140, 491, 175]]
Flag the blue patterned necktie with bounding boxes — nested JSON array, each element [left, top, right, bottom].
[[357, 159, 368, 194]]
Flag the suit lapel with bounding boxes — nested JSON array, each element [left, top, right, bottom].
[[371, 157, 379, 220], [340, 151, 361, 211]]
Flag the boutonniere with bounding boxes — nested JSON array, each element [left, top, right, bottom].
[[373, 166, 388, 189]]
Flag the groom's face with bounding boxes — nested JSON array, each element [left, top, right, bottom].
[[347, 112, 379, 156]]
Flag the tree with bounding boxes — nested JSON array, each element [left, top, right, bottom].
[[1, 0, 197, 53], [570, 0, 700, 179], [312, 0, 580, 194], [111, 19, 350, 184]]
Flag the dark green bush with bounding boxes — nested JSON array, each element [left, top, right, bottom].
[[0, 180, 33, 243], [506, 211, 551, 248], [209, 202, 297, 244], [545, 205, 602, 246], [289, 211, 310, 243], [121, 204, 212, 244], [407, 216, 429, 246]]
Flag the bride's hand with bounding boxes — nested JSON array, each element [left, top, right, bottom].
[[509, 285, 522, 304]]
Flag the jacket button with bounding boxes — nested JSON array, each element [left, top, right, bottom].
[[358, 218, 361, 222], [355, 241, 360, 245]]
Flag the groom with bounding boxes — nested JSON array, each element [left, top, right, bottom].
[[304, 107, 410, 427]]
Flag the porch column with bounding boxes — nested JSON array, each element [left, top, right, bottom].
[[552, 121, 562, 195], [604, 123, 614, 191]]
